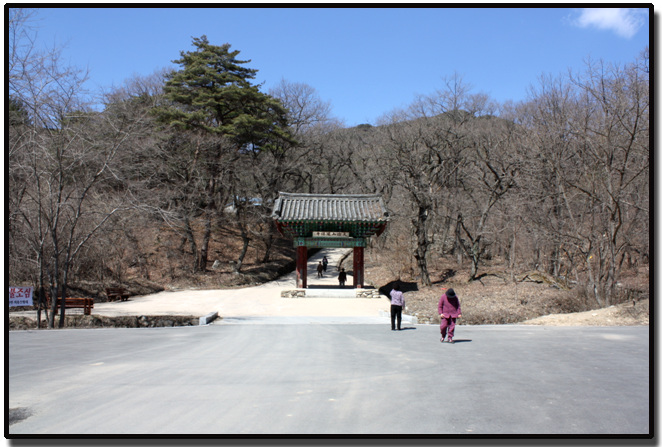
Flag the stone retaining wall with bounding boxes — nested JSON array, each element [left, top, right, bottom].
[[280, 289, 382, 298], [281, 290, 306, 298], [355, 289, 381, 299]]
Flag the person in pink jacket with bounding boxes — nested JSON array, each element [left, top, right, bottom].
[[438, 288, 461, 343]]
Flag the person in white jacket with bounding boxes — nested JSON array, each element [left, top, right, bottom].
[[390, 283, 405, 331]]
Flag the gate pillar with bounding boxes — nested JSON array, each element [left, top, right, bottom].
[[353, 246, 364, 288], [296, 246, 308, 288]]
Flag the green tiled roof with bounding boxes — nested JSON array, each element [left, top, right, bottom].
[[272, 192, 389, 222]]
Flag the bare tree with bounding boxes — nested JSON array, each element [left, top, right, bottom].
[[8, 9, 154, 326], [269, 80, 349, 195], [454, 117, 520, 280], [374, 74, 503, 285], [566, 56, 649, 305], [377, 112, 465, 286], [518, 52, 649, 307]]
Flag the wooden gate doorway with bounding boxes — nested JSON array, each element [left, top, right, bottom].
[[272, 193, 389, 289]]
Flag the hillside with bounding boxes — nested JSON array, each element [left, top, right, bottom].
[[9, 221, 649, 328], [360, 248, 649, 326]]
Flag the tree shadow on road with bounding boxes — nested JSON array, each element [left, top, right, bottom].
[[380, 280, 418, 298]]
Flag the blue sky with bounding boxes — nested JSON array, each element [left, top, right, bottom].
[[31, 6, 650, 127]]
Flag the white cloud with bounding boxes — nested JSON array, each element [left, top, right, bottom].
[[574, 8, 647, 39]]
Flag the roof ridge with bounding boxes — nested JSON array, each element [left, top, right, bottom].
[[277, 192, 381, 199], [273, 192, 388, 222]]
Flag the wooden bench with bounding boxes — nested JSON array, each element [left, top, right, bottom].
[[53, 298, 94, 316], [106, 287, 130, 302]]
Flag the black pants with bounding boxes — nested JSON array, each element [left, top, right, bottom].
[[390, 305, 402, 330]]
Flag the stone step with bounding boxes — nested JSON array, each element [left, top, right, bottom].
[[281, 288, 381, 299], [304, 288, 359, 298]]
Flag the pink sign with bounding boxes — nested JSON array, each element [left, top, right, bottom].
[[9, 287, 34, 307]]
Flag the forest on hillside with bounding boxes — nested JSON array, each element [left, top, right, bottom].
[[8, 9, 649, 328]]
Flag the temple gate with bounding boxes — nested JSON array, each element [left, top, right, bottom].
[[272, 193, 389, 288]]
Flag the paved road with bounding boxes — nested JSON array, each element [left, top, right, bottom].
[[8, 323, 649, 436]]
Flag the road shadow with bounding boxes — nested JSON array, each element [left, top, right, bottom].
[[379, 280, 419, 298]]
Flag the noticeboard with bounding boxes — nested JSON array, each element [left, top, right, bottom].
[[9, 287, 34, 307]]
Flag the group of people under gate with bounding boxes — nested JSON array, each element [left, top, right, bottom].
[[316, 255, 348, 287]]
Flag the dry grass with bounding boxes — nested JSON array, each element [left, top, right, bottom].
[[362, 247, 649, 326]]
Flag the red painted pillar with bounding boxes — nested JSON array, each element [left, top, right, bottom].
[[296, 246, 308, 288], [353, 246, 364, 288]]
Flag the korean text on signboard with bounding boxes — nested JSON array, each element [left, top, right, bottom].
[[312, 231, 350, 238], [9, 287, 34, 307]]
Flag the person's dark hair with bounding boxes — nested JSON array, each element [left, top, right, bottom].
[[393, 283, 400, 291]]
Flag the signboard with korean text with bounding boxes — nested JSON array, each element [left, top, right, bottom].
[[9, 287, 34, 307], [312, 231, 350, 238], [295, 237, 366, 248]]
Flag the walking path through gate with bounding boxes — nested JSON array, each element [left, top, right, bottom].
[[56, 248, 393, 321]]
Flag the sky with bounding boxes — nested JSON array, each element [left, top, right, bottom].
[[29, 6, 650, 127]]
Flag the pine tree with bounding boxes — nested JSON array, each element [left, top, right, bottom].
[[158, 35, 293, 152], [154, 36, 295, 272]]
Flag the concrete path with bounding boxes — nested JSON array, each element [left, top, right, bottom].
[[8, 324, 649, 435]]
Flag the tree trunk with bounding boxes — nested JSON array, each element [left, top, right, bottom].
[[199, 214, 211, 272], [508, 232, 516, 271], [58, 282, 69, 328], [183, 218, 198, 271], [585, 253, 603, 307], [198, 176, 218, 273], [234, 224, 250, 274], [455, 218, 464, 265], [469, 238, 481, 281], [36, 287, 47, 329], [261, 228, 274, 264], [37, 254, 49, 328], [456, 213, 481, 282], [551, 247, 560, 277], [48, 249, 59, 329], [413, 205, 432, 286]]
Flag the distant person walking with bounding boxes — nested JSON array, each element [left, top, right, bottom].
[[322, 256, 329, 272], [338, 268, 347, 287], [390, 283, 405, 331], [438, 288, 461, 343], [317, 261, 324, 278]]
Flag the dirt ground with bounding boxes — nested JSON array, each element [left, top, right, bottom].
[[361, 250, 649, 327], [520, 299, 649, 326]]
